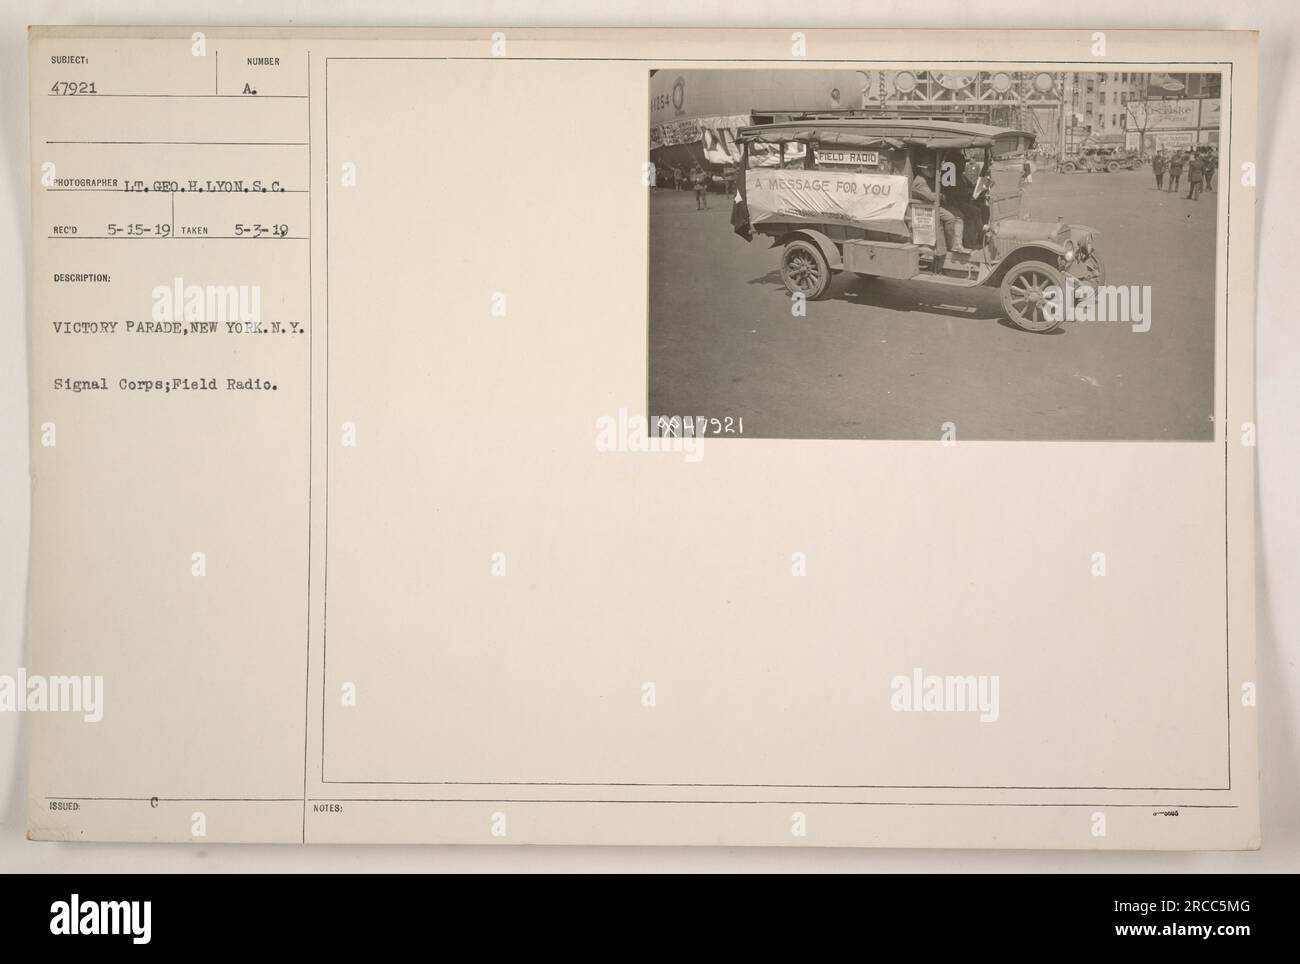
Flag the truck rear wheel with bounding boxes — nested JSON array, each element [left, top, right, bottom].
[[780, 240, 832, 300]]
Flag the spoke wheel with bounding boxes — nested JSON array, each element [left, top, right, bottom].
[[1000, 260, 1065, 333], [780, 240, 832, 300]]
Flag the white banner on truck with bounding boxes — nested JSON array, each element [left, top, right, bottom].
[[745, 169, 909, 225]]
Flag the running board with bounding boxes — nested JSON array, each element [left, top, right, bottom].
[[913, 272, 984, 287], [918, 260, 983, 282]]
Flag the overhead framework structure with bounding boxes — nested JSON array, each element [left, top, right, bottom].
[[648, 70, 1064, 174], [647, 69, 1222, 172]]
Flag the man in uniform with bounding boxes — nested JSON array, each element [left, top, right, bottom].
[[1167, 150, 1185, 193], [1186, 151, 1204, 201], [910, 160, 970, 257], [1152, 150, 1167, 190], [690, 164, 709, 210], [956, 155, 990, 248]]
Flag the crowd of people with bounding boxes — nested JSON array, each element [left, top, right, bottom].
[[1150, 146, 1218, 200]]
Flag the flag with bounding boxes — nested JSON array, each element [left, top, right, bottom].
[[730, 191, 752, 241]]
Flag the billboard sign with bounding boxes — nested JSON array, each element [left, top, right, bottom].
[[1127, 99, 1200, 131], [1200, 98, 1221, 129]]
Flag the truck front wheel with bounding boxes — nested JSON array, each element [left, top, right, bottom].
[[1000, 260, 1065, 333]]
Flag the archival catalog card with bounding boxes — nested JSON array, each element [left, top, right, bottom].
[[25, 27, 1259, 848]]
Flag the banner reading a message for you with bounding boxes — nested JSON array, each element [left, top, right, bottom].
[[745, 169, 910, 226]]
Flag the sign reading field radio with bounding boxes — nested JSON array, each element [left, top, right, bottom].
[[746, 169, 909, 226], [814, 148, 879, 167]]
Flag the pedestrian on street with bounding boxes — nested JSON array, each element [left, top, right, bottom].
[[1204, 150, 1217, 191], [691, 164, 709, 210], [1152, 151, 1167, 190], [1186, 152, 1204, 201], [1167, 151, 1184, 192]]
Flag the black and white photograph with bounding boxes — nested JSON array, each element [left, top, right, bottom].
[[649, 69, 1224, 440]]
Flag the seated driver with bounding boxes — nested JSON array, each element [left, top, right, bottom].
[[910, 160, 971, 254]]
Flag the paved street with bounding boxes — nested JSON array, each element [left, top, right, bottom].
[[648, 168, 1219, 440]]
